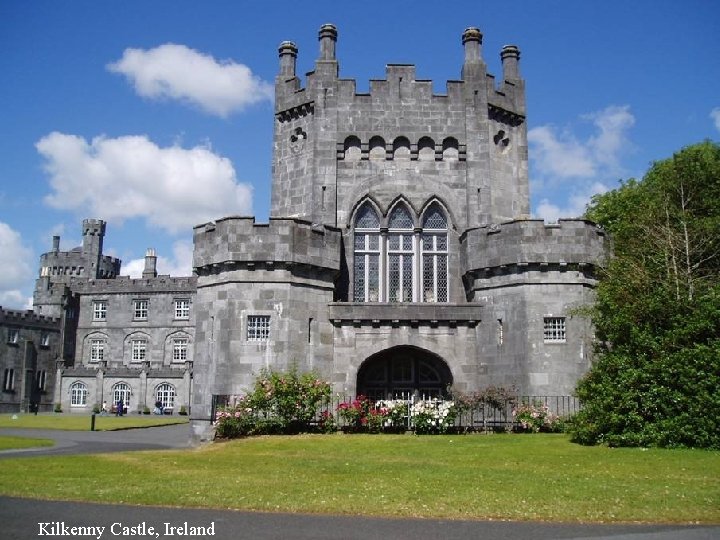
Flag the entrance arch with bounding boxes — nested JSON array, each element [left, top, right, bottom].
[[356, 346, 453, 400]]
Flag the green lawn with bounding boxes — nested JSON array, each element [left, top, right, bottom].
[[0, 436, 54, 450], [0, 433, 718, 523], [0, 413, 188, 431]]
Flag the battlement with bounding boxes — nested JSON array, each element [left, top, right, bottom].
[[193, 217, 342, 272], [275, 24, 525, 123], [70, 275, 197, 294], [0, 307, 61, 327], [82, 218, 106, 236], [38, 251, 121, 278], [462, 219, 610, 272]]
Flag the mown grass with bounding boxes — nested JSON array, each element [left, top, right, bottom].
[[0, 413, 188, 431], [1, 433, 718, 523], [0, 436, 54, 450]]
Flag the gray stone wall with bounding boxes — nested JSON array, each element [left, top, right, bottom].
[[191, 218, 340, 429], [72, 276, 196, 368], [272, 26, 529, 230], [0, 308, 61, 412]]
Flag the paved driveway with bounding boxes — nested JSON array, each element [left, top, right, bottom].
[[0, 496, 717, 540], [0, 423, 191, 458]]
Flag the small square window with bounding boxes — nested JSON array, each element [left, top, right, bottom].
[[543, 317, 566, 343], [133, 299, 148, 320], [40, 333, 50, 347], [174, 299, 190, 320], [93, 301, 107, 321], [247, 315, 271, 342]]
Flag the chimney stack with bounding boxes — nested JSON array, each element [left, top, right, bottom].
[[142, 248, 157, 279]]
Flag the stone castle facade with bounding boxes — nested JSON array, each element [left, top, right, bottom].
[[1, 24, 607, 434]]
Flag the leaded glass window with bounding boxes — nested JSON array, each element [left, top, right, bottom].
[[421, 204, 448, 302], [352, 200, 450, 304], [354, 203, 381, 302], [387, 204, 414, 302]]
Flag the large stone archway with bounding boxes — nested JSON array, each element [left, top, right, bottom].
[[356, 346, 453, 400]]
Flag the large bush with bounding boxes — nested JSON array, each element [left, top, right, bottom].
[[215, 367, 332, 437], [572, 141, 720, 449]]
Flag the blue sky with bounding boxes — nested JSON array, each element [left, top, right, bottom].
[[1, 1, 718, 310]]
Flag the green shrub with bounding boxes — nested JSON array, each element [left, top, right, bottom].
[[214, 367, 332, 438]]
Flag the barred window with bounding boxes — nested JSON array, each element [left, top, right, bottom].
[[247, 315, 271, 342], [174, 299, 190, 320], [543, 317, 566, 343], [133, 299, 148, 320], [173, 338, 188, 362], [93, 300, 107, 321], [131, 339, 147, 362]]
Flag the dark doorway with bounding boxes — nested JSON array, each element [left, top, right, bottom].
[[356, 346, 453, 400]]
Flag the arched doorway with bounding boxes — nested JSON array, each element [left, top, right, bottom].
[[356, 346, 453, 400]]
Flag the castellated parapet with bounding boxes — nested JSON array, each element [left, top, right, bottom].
[[272, 24, 529, 230], [463, 219, 609, 270], [0, 307, 60, 329], [70, 275, 196, 294], [193, 217, 342, 273]]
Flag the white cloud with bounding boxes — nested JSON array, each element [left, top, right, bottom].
[[107, 43, 273, 117], [37, 132, 253, 234], [0, 222, 34, 309], [527, 125, 595, 179], [711, 107, 720, 132], [529, 105, 635, 181], [529, 105, 634, 222], [122, 240, 194, 278], [534, 182, 610, 222]]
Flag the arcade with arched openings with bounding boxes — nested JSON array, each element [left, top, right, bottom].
[[356, 346, 453, 401]]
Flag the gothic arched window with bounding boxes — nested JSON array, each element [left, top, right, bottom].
[[352, 201, 450, 303], [353, 203, 381, 302], [421, 204, 448, 302], [387, 204, 415, 302]]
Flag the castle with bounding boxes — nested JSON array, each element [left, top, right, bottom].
[[1, 25, 607, 439]]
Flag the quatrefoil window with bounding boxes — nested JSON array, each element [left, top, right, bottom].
[[290, 127, 307, 143], [493, 130, 510, 147]]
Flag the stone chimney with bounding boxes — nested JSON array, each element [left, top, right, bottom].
[[278, 41, 297, 78], [318, 23, 337, 61], [142, 248, 157, 279], [501, 45, 521, 81]]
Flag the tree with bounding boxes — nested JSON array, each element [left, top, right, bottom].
[[571, 141, 720, 448]]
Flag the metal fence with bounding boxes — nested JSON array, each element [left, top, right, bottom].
[[211, 393, 580, 432]]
